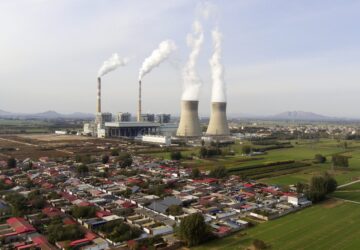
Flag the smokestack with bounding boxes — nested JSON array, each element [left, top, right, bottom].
[[206, 102, 230, 136], [137, 80, 142, 122], [97, 77, 101, 113], [176, 100, 201, 137]]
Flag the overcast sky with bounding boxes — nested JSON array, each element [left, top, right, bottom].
[[1, 0, 360, 117]]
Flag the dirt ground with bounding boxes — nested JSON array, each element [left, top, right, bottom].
[[0, 134, 127, 161], [19, 134, 96, 142]]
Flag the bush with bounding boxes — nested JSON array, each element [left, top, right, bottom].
[[314, 154, 326, 164], [71, 206, 97, 219], [209, 166, 227, 178], [102, 154, 110, 164], [242, 145, 252, 155], [170, 151, 182, 161], [117, 152, 133, 168], [332, 155, 349, 167], [253, 239, 268, 250], [7, 157, 16, 168]]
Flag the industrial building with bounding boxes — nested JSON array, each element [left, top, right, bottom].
[[115, 112, 131, 122], [156, 114, 171, 123], [84, 72, 231, 140]]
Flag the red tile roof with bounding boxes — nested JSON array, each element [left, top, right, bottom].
[[7, 217, 36, 234], [69, 238, 90, 247]]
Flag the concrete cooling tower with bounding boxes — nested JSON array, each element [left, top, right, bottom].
[[176, 100, 202, 137], [206, 102, 230, 136]]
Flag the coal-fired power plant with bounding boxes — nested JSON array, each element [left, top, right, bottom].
[[96, 77, 101, 113], [176, 100, 202, 137], [137, 80, 142, 122], [206, 102, 230, 136]]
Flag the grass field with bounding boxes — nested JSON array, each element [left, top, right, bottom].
[[192, 201, 360, 250]]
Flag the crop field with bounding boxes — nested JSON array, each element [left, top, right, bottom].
[[148, 139, 360, 186], [192, 201, 360, 250]]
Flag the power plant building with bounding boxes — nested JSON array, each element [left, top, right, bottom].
[[156, 114, 171, 124], [140, 113, 155, 122], [115, 112, 131, 122]]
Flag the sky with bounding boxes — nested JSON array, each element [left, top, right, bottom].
[[1, 0, 360, 117]]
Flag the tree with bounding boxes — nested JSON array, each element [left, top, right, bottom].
[[242, 145, 252, 155], [102, 154, 110, 164], [191, 168, 201, 179], [307, 173, 337, 203], [199, 147, 207, 158], [209, 166, 227, 178], [295, 182, 307, 193], [323, 172, 338, 193], [167, 205, 183, 216], [117, 152, 133, 168], [332, 155, 349, 168], [7, 157, 16, 168], [76, 164, 89, 176], [170, 151, 182, 161], [179, 213, 211, 246], [71, 206, 97, 219], [314, 154, 326, 164], [111, 149, 119, 156]]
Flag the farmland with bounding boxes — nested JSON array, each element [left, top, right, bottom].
[[148, 139, 360, 186], [192, 200, 360, 250]]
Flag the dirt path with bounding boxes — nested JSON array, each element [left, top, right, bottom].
[[0, 137, 38, 147], [332, 197, 360, 205], [337, 179, 360, 189]]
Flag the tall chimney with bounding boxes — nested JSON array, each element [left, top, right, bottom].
[[176, 100, 202, 137], [206, 102, 230, 136], [97, 77, 101, 113], [137, 80, 142, 122]]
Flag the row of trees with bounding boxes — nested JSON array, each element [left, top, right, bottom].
[[314, 154, 349, 168]]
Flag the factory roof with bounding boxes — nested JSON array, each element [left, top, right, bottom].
[[105, 122, 160, 127]]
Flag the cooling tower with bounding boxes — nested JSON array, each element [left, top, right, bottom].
[[206, 102, 230, 136], [97, 77, 101, 113], [176, 100, 202, 137]]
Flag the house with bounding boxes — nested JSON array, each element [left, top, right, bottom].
[[147, 196, 182, 214], [0, 217, 36, 242]]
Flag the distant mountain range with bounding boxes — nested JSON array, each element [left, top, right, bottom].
[[267, 111, 336, 121], [230, 111, 352, 121], [0, 109, 94, 120], [0, 109, 354, 121]]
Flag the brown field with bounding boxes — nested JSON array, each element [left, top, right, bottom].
[[0, 134, 141, 161]]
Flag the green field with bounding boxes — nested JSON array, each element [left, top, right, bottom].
[[148, 139, 360, 186], [192, 201, 360, 250], [188, 140, 360, 250]]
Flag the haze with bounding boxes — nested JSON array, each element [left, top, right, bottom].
[[1, 0, 360, 117]]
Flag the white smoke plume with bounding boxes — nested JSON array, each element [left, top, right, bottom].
[[181, 20, 204, 100], [97, 54, 128, 78], [210, 27, 226, 102], [139, 40, 177, 81]]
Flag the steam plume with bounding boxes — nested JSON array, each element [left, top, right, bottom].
[[98, 54, 128, 78], [181, 20, 204, 101], [210, 28, 226, 102], [139, 40, 177, 80]]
